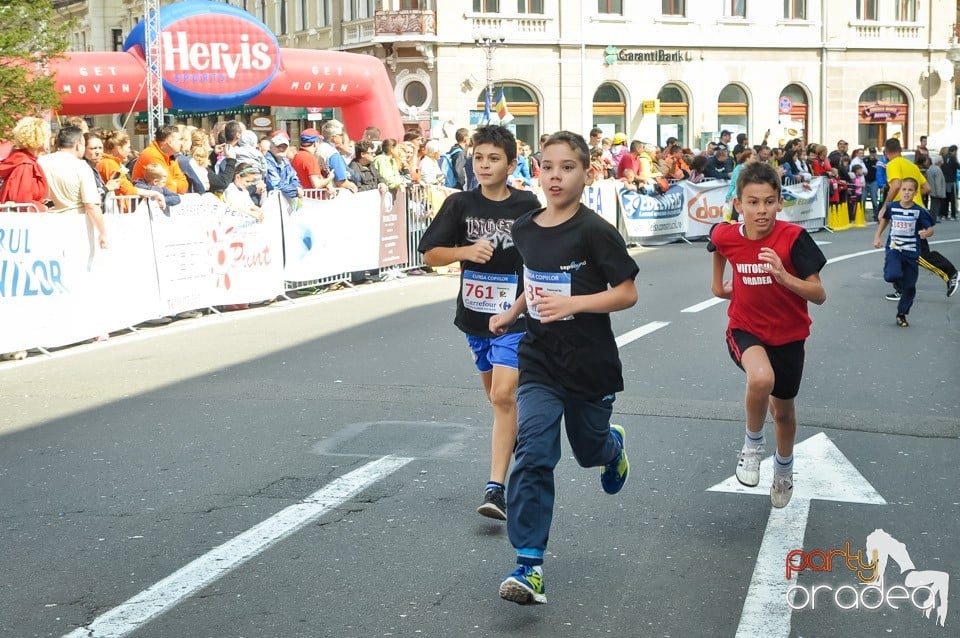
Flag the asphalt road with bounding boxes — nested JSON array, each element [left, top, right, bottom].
[[1, 221, 958, 638]]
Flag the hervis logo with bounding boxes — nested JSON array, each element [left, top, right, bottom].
[[124, 1, 280, 111]]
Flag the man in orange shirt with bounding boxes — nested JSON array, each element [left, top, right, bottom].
[[132, 125, 188, 194]]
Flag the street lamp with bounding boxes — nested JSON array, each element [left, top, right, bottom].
[[473, 27, 505, 106]]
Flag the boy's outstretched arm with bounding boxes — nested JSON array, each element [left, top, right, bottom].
[[532, 279, 637, 324], [712, 252, 732, 299]]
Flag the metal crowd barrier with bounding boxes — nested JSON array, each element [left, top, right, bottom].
[[0, 203, 42, 213]]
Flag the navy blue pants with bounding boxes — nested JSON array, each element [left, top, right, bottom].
[[884, 249, 919, 315], [507, 382, 620, 566]]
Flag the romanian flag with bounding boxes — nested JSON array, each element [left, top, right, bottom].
[[495, 89, 514, 124]]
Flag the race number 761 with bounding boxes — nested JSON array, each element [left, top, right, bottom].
[[465, 283, 494, 299]]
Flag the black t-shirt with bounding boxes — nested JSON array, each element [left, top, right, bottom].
[[418, 187, 540, 337], [511, 205, 640, 399]]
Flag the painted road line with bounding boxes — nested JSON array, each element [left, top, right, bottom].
[[63, 455, 414, 638], [615, 321, 670, 348], [708, 433, 885, 638], [681, 297, 725, 313]]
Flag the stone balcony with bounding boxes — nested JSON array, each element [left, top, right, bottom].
[[848, 20, 922, 42], [374, 9, 436, 38]]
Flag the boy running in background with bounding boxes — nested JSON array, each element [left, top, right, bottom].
[[873, 177, 935, 326], [418, 125, 540, 521], [490, 131, 638, 604], [708, 162, 827, 508]]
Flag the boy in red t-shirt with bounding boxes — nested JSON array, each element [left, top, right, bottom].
[[707, 162, 827, 508]]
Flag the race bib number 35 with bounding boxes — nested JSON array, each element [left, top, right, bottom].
[[524, 267, 573, 321], [462, 270, 519, 314]]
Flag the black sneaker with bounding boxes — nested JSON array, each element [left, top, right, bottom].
[[948, 273, 959, 298], [477, 487, 507, 520], [885, 290, 902, 301], [896, 314, 909, 327]]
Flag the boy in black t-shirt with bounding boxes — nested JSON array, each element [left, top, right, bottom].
[[489, 131, 639, 605], [418, 126, 540, 522]]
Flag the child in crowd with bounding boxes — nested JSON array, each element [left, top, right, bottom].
[[708, 162, 827, 508], [489, 131, 639, 605], [418, 125, 541, 522], [134, 163, 181, 209], [587, 146, 606, 184], [618, 167, 639, 191], [873, 177, 935, 326], [224, 162, 265, 222], [848, 164, 865, 222]]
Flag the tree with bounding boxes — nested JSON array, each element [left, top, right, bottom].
[[0, 0, 71, 136]]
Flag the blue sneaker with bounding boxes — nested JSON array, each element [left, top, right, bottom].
[[600, 425, 629, 494], [499, 565, 546, 605]]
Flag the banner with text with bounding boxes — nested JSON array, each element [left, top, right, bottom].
[[581, 180, 619, 227], [617, 184, 685, 243], [682, 180, 729, 238]]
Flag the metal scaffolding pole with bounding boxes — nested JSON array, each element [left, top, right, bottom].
[[144, 0, 164, 140]]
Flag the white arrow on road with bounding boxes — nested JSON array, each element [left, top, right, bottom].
[[707, 432, 886, 638]]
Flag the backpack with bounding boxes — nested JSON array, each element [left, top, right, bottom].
[[438, 146, 463, 188]]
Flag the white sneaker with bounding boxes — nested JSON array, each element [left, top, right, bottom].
[[736, 445, 762, 487], [770, 473, 794, 508]]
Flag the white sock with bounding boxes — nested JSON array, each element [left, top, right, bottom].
[[744, 427, 765, 449], [774, 452, 794, 476]]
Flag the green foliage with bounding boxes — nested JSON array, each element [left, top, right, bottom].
[[0, 0, 71, 136]]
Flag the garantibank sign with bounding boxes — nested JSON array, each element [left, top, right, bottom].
[[604, 46, 693, 65], [123, 2, 281, 111]]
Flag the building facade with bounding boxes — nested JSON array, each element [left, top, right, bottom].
[[55, 0, 960, 150]]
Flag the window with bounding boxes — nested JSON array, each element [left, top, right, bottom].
[[895, 0, 917, 21], [662, 0, 684, 15], [401, 0, 432, 8], [344, 0, 374, 20], [299, 0, 308, 30], [260, 0, 266, 21], [727, 0, 746, 18], [598, 0, 623, 12], [783, 0, 805, 20], [279, 0, 287, 34], [856, 0, 878, 20], [517, 0, 543, 12], [112, 28, 124, 52], [317, 0, 330, 26], [473, 0, 500, 11]]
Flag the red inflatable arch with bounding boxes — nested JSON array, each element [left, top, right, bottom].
[[46, 1, 402, 139]]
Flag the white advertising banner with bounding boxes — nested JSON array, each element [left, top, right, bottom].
[[0, 210, 162, 353], [149, 194, 284, 313], [581, 180, 618, 227], [281, 190, 380, 281], [682, 180, 729, 238], [617, 184, 685, 244], [780, 176, 828, 228]]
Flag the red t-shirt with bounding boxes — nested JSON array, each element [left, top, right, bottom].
[[291, 149, 322, 189], [616, 152, 639, 179], [708, 220, 826, 345]]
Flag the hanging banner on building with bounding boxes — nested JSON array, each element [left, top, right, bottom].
[[682, 179, 729, 238], [0, 210, 162, 353], [281, 190, 381, 281], [149, 194, 284, 312], [581, 180, 619, 227], [617, 184, 685, 243]]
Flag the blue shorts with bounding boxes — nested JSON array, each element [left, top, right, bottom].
[[466, 332, 523, 372]]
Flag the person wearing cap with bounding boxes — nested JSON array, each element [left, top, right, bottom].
[[718, 130, 732, 147], [705, 143, 734, 180], [292, 128, 332, 192], [610, 132, 627, 165], [264, 130, 303, 199]]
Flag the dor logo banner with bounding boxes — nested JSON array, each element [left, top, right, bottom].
[[123, 2, 280, 111]]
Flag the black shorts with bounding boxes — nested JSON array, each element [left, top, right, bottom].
[[726, 329, 806, 400]]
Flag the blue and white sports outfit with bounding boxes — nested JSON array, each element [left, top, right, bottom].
[[881, 201, 934, 315]]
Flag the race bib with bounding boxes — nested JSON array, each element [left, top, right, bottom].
[[461, 270, 519, 314], [524, 267, 573, 321]]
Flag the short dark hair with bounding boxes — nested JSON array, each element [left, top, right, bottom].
[[55, 126, 84, 149], [354, 139, 374, 160], [155, 124, 180, 143], [224, 120, 243, 144], [736, 161, 781, 198], [543, 130, 590, 168], [737, 133, 747, 143], [472, 125, 518, 163], [884, 138, 902, 153], [589, 127, 603, 139], [455, 127, 470, 144]]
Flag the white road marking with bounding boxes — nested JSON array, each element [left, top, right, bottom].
[[615, 321, 670, 348], [681, 297, 725, 313], [63, 455, 413, 638]]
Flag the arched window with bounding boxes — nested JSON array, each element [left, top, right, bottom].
[[858, 85, 909, 149], [592, 83, 626, 139], [718, 84, 748, 140], [779, 84, 809, 146], [476, 84, 539, 146], [657, 83, 688, 147]]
